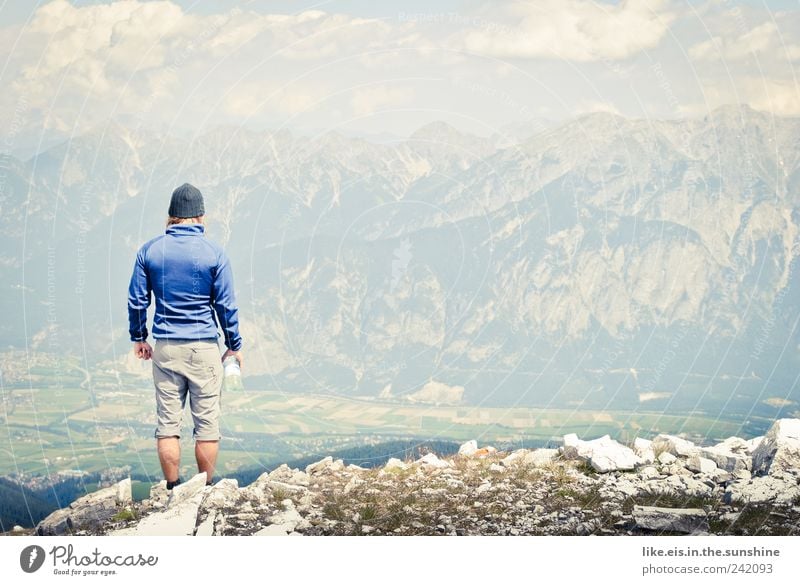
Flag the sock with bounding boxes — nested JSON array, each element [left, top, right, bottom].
[[166, 478, 181, 490]]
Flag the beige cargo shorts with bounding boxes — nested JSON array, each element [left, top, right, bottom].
[[152, 339, 223, 441]]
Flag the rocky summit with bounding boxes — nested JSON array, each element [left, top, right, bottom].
[[35, 419, 800, 536]]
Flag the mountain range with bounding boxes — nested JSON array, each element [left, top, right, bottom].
[[2, 104, 798, 418]]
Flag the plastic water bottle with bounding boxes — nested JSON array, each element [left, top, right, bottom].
[[222, 355, 243, 391]]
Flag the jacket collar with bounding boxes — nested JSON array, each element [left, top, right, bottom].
[[166, 223, 205, 236]]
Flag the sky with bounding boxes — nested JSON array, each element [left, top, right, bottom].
[[0, 0, 798, 152]]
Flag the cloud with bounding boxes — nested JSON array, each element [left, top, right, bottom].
[[448, 0, 675, 61], [1, 0, 410, 135], [702, 77, 800, 116], [689, 22, 800, 62], [351, 85, 415, 116]]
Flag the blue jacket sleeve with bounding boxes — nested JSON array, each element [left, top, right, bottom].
[[212, 249, 242, 351], [127, 247, 151, 342]]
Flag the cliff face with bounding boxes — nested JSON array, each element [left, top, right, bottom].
[[36, 419, 800, 536]]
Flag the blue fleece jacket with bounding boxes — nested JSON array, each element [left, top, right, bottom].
[[127, 223, 242, 351]]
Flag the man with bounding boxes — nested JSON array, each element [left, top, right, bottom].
[[127, 183, 243, 489]]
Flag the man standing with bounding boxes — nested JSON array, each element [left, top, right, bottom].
[[127, 183, 243, 489]]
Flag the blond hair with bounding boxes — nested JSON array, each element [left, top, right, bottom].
[[166, 215, 205, 227]]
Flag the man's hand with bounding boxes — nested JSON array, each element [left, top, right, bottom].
[[134, 341, 153, 360], [222, 348, 243, 368]]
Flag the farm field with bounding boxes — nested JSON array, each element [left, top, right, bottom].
[[0, 384, 770, 479]]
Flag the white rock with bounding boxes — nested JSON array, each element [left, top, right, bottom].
[[195, 512, 216, 536], [751, 419, 800, 476], [255, 504, 308, 535], [633, 438, 656, 463], [501, 448, 557, 467], [725, 475, 800, 504], [639, 466, 660, 479], [715, 436, 751, 453], [384, 458, 408, 471], [657, 452, 677, 465], [561, 434, 642, 472], [500, 449, 527, 465], [113, 487, 208, 536], [37, 477, 132, 535], [522, 449, 559, 466], [167, 473, 209, 508], [200, 478, 240, 509], [458, 440, 478, 456], [711, 469, 732, 484], [747, 436, 764, 452], [305, 456, 333, 475], [665, 463, 691, 477], [686, 456, 717, 474], [652, 434, 700, 457], [632, 506, 708, 534], [267, 464, 309, 486], [699, 444, 750, 473], [614, 478, 640, 497], [417, 453, 451, 468]]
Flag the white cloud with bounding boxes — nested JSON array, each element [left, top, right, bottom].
[[351, 85, 415, 116], [2, 0, 409, 134], [689, 22, 800, 62], [449, 0, 674, 61]]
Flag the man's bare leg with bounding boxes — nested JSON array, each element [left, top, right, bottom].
[[157, 437, 181, 483], [195, 440, 219, 484]]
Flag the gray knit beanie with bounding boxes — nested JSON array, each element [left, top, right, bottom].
[[168, 183, 205, 218]]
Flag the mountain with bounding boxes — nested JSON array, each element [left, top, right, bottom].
[[0, 477, 54, 531], [2, 104, 799, 416]]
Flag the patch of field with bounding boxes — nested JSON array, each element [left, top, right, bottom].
[[0, 386, 767, 477]]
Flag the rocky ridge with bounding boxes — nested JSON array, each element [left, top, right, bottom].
[[36, 419, 800, 536]]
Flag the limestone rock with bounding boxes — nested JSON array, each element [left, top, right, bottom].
[[652, 434, 699, 457], [686, 455, 717, 474], [37, 478, 131, 535], [699, 445, 750, 473], [633, 438, 656, 463], [384, 458, 408, 471], [657, 452, 677, 465], [632, 505, 709, 534], [458, 440, 478, 456], [724, 475, 800, 504], [751, 419, 800, 476], [267, 464, 309, 486], [417, 453, 451, 468], [501, 448, 559, 467], [167, 473, 208, 507], [113, 490, 207, 535], [304, 457, 345, 476], [561, 434, 642, 472], [255, 500, 309, 535]]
